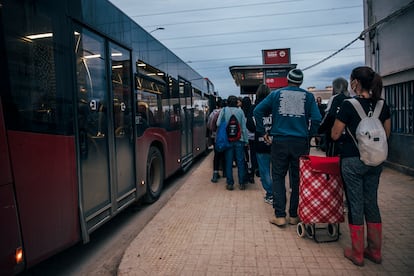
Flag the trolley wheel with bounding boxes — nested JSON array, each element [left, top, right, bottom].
[[305, 224, 314, 238], [328, 224, 338, 237], [145, 146, 164, 203], [297, 222, 306, 238]]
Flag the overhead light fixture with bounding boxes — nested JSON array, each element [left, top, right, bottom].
[[26, 33, 53, 40], [84, 54, 101, 59]]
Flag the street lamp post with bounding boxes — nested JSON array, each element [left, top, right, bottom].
[[145, 27, 166, 69], [149, 27, 165, 34]]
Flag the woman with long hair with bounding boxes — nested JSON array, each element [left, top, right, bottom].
[[331, 66, 391, 266]]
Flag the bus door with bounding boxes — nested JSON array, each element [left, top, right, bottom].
[[178, 77, 193, 169], [74, 27, 135, 241]]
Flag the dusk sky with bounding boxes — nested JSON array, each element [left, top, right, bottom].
[[110, 0, 365, 97]]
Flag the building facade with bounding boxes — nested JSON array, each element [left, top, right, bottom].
[[308, 86, 333, 105], [363, 0, 414, 175]]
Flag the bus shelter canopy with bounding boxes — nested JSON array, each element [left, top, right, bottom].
[[229, 64, 296, 94]]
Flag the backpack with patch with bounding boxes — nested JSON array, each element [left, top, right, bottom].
[[346, 98, 388, 166], [226, 112, 241, 142]]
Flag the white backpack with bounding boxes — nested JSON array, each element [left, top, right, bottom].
[[346, 98, 388, 166]]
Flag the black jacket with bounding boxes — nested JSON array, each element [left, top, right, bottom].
[[318, 93, 350, 156]]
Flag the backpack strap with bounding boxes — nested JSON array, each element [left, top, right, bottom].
[[373, 100, 384, 118], [345, 98, 362, 147], [347, 98, 367, 119], [346, 126, 358, 148], [348, 98, 384, 119]]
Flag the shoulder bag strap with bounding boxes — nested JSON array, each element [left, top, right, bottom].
[[221, 107, 227, 123]]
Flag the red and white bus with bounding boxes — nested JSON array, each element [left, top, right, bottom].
[[0, 0, 215, 274]]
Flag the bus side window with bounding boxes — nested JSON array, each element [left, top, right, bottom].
[[136, 103, 148, 136]]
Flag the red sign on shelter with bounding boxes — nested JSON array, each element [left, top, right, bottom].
[[264, 68, 290, 89], [265, 77, 288, 88], [262, 48, 290, 64]]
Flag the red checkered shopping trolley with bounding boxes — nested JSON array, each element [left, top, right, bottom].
[[297, 155, 344, 242]]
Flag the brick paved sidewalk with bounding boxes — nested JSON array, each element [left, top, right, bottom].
[[118, 151, 414, 275]]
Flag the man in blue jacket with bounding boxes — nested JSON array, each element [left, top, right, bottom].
[[254, 69, 321, 227]]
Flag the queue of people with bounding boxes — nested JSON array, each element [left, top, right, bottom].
[[208, 65, 389, 267]]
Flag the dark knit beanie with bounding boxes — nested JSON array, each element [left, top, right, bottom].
[[287, 69, 303, 84]]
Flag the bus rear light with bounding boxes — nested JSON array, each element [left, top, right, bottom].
[[15, 247, 23, 264]]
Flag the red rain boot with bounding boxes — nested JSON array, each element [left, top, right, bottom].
[[364, 222, 382, 264], [344, 224, 364, 266]]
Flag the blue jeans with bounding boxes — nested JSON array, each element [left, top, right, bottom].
[[225, 141, 247, 185], [341, 157, 382, 225], [256, 152, 272, 198], [271, 137, 309, 218], [212, 140, 225, 172]]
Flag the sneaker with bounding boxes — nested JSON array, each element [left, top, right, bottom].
[[288, 217, 300, 225], [211, 172, 219, 183], [269, 217, 286, 227], [226, 184, 234, 191], [264, 196, 273, 205], [239, 183, 246, 190]]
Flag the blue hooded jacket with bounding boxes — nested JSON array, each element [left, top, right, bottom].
[[253, 86, 321, 139]]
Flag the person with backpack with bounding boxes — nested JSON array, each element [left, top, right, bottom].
[[254, 69, 322, 227], [216, 95, 248, 191], [207, 98, 225, 183], [331, 66, 391, 267]]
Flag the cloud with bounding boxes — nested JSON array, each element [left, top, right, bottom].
[[302, 60, 364, 90], [316, 61, 365, 80]]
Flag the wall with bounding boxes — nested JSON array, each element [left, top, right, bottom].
[[364, 0, 414, 175]]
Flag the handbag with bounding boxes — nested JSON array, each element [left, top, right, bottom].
[[215, 111, 231, 152]]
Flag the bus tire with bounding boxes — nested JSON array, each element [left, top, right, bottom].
[[145, 146, 164, 203]]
